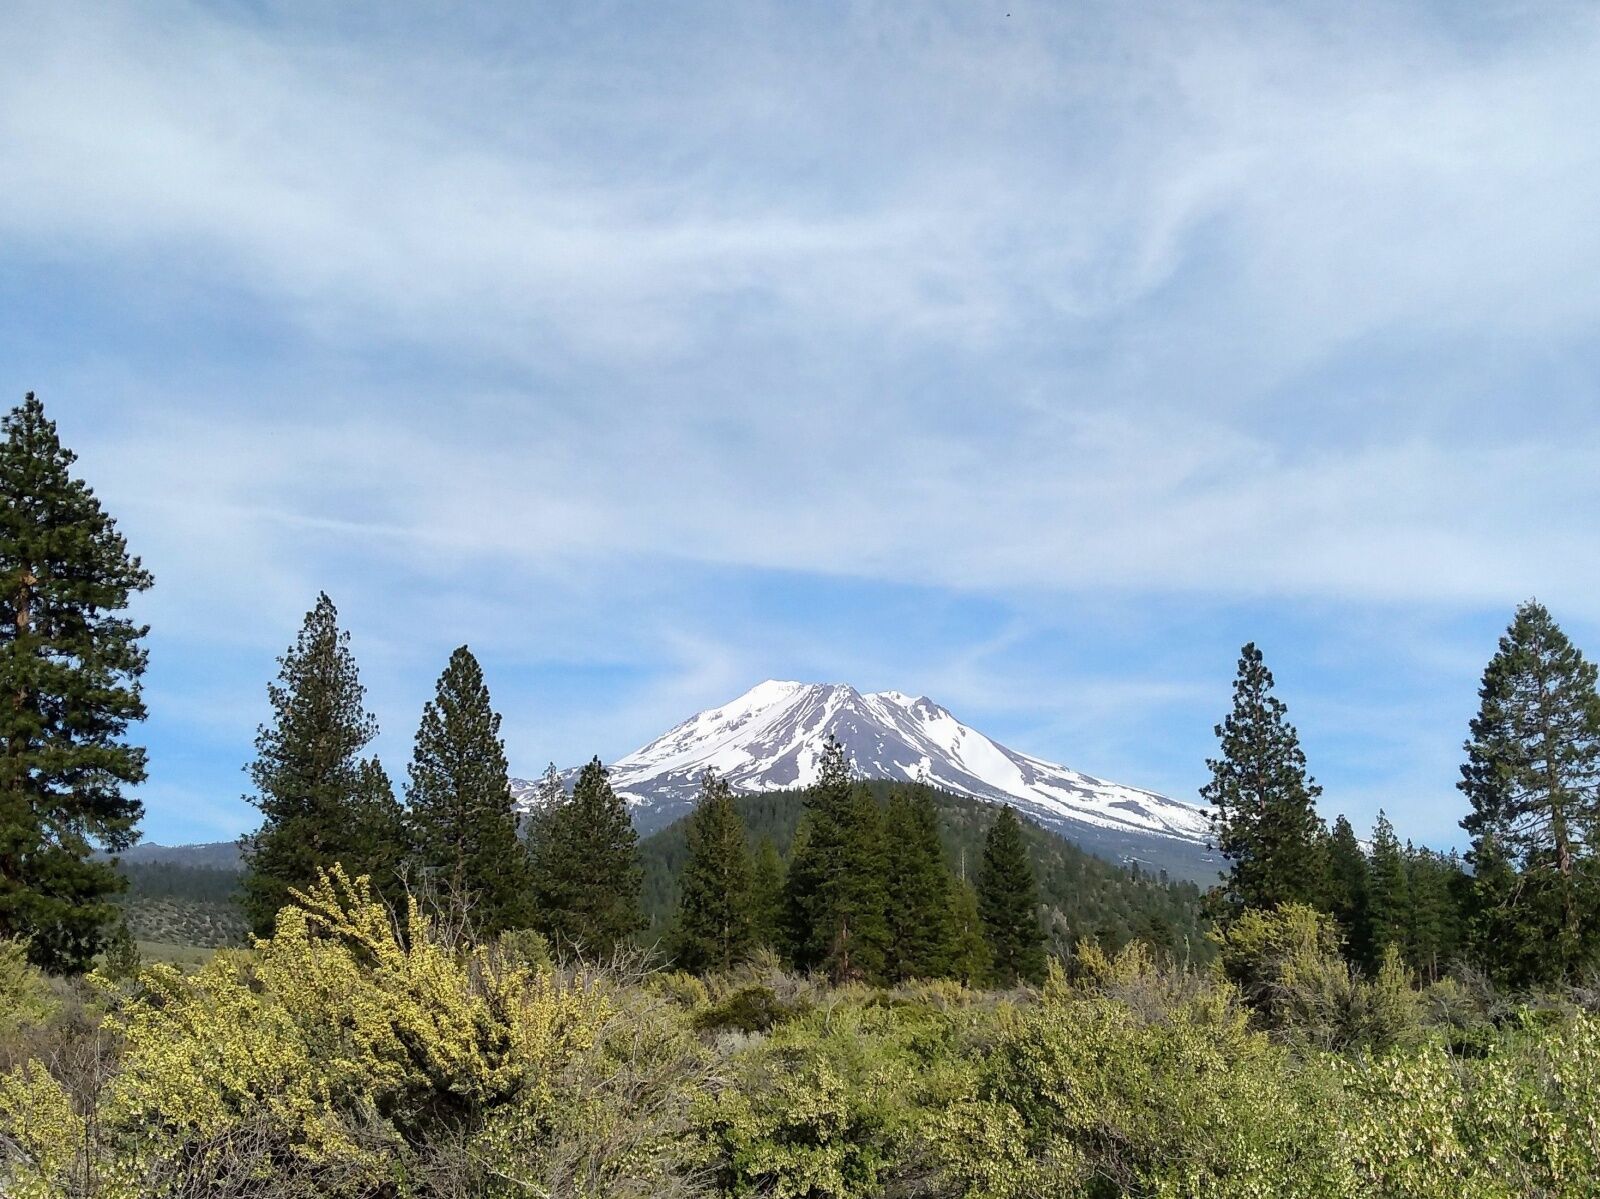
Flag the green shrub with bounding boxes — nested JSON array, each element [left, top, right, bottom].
[[493, 925, 553, 972], [651, 968, 712, 1012], [694, 984, 804, 1034], [0, 941, 55, 1040], [695, 1003, 958, 1198], [1213, 904, 1421, 1052], [932, 962, 1348, 1198], [99, 922, 142, 983]]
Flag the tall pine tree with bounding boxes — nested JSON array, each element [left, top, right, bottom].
[[405, 646, 534, 937], [1460, 600, 1600, 984], [1201, 643, 1328, 919], [241, 594, 403, 935], [883, 786, 958, 981], [526, 757, 643, 957], [1326, 814, 1373, 969], [1462, 830, 1543, 986], [1366, 811, 1410, 964], [783, 736, 889, 982], [778, 818, 813, 962], [1404, 843, 1460, 983], [669, 769, 755, 973], [0, 395, 153, 972], [977, 806, 1046, 985]]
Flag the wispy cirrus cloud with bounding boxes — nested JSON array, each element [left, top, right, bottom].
[[2, 1, 1597, 843]]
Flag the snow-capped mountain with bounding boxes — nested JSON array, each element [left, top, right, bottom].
[[514, 680, 1218, 880]]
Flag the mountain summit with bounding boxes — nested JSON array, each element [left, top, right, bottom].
[[514, 680, 1217, 879]]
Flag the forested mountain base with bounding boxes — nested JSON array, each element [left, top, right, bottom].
[[641, 781, 1210, 964], [111, 782, 1208, 969]]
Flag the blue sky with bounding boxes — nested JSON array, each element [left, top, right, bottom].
[[3, 2, 1598, 849]]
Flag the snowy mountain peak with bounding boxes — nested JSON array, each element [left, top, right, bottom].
[[514, 680, 1216, 878]]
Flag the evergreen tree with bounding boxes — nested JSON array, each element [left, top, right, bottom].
[[1326, 814, 1373, 968], [977, 806, 1046, 985], [783, 736, 889, 982], [948, 877, 993, 986], [0, 395, 153, 972], [405, 646, 533, 937], [1462, 832, 1546, 986], [348, 756, 409, 915], [749, 836, 785, 952], [778, 817, 813, 962], [669, 770, 755, 973], [241, 594, 401, 936], [1366, 811, 1410, 964], [526, 757, 643, 957], [1459, 600, 1600, 983], [1201, 643, 1328, 918], [882, 786, 958, 981], [1404, 843, 1459, 983]]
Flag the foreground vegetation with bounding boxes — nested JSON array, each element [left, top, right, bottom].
[[4, 875, 1598, 1198]]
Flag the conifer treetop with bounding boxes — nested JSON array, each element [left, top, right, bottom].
[[1201, 642, 1327, 916]]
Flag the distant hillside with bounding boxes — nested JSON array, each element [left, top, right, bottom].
[[640, 783, 1212, 964], [113, 859, 248, 948], [116, 841, 243, 870]]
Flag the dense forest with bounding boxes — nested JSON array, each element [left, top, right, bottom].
[[4, 391, 1600, 1195], [638, 781, 1210, 966]]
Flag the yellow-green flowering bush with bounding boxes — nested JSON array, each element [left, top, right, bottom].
[[0, 868, 694, 1198], [0, 938, 56, 1042], [0, 1060, 82, 1199], [1213, 903, 1421, 1052], [1340, 1009, 1600, 1198], [5, 886, 1600, 1199], [932, 962, 1349, 1198]]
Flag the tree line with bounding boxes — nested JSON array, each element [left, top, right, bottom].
[[238, 594, 647, 956], [667, 739, 1048, 985], [638, 781, 1207, 965], [1204, 608, 1600, 989]]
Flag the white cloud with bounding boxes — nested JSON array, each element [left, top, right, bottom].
[[5, 2, 1599, 842]]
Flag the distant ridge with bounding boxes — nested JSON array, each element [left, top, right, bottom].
[[113, 841, 243, 870]]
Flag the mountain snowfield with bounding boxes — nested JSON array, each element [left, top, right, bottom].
[[513, 681, 1219, 880]]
